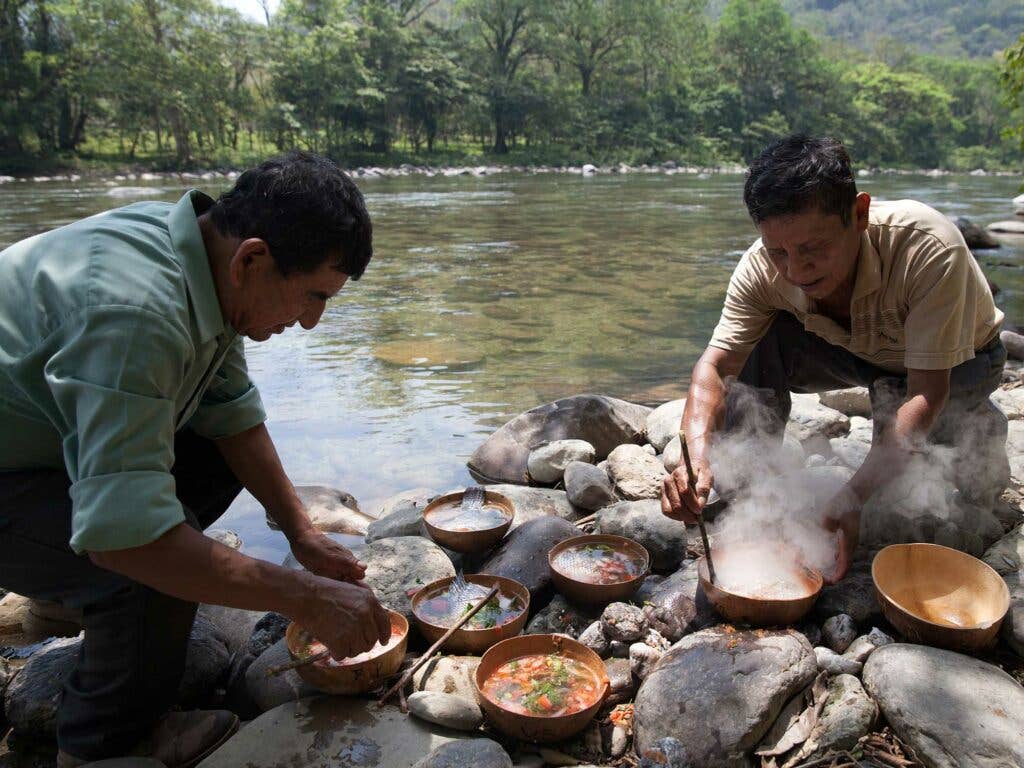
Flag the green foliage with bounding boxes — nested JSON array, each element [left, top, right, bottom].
[[1001, 33, 1024, 152]]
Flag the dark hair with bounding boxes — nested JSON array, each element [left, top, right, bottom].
[[743, 135, 857, 227], [210, 150, 373, 279]]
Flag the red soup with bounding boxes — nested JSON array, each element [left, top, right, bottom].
[[482, 653, 603, 717]]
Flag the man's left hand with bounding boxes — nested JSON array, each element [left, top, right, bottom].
[[289, 528, 367, 582], [820, 486, 861, 585]]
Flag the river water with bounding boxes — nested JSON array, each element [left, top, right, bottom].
[[2, 171, 1022, 561]]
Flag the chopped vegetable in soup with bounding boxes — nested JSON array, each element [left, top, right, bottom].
[[552, 543, 644, 584], [426, 501, 509, 531], [482, 653, 602, 716], [416, 583, 524, 629], [303, 628, 402, 668]]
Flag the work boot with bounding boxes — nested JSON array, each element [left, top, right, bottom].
[[57, 709, 239, 768]]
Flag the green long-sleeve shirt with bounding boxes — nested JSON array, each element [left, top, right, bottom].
[[0, 190, 266, 553]]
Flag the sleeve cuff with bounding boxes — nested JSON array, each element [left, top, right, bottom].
[[187, 385, 266, 440], [69, 470, 186, 554]]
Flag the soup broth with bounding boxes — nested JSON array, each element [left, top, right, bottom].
[[552, 543, 644, 584], [426, 501, 509, 531], [417, 583, 525, 630], [482, 653, 602, 717], [303, 628, 403, 668]]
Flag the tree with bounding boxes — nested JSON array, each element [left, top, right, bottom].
[[1000, 33, 1024, 152]]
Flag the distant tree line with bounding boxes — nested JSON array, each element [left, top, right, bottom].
[[1, 0, 1022, 171]]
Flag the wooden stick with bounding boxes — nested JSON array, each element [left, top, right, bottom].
[[680, 431, 716, 584], [377, 584, 500, 707], [575, 513, 597, 528], [266, 648, 330, 678]]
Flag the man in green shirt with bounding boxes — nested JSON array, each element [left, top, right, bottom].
[[0, 151, 391, 766]]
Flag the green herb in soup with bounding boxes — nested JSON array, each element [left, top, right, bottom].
[[552, 543, 644, 584], [417, 584, 524, 629], [482, 653, 602, 716]]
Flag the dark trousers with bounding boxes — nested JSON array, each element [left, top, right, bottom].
[[729, 312, 1009, 503], [0, 430, 241, 759]]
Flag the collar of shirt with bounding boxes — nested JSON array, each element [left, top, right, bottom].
[[167, 190, 227, 344]]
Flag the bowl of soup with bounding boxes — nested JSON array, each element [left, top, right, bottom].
[[423, 490, 515, 554], [475, 634, 610, 742], [284, 610, 408, 695], [411, 574, 530, 654], [699, 543, 823, 626], [548, 534, 650, 604], [872, 543, 1010, 651]]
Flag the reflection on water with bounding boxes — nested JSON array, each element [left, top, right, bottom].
[[2, 172, 1022, 562]]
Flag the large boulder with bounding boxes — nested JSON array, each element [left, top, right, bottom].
[[363, 537, 455, 620], [646, 399, 686, 452], [4, 635, 80, 741], [477, 517, 578, 598], [178, 613, 232, 708], [243, 638, 317, 714], [265, 485, 374, 536], [595, 499, 691, 571], [564, 461, 617, 511], [468, 395, 650, 484], [862, 644, 1024, 768], [634, 628, 817, 767], [366, 488, 436, 542], [527, 440, 596, 484], [606, 444, 667, 501]]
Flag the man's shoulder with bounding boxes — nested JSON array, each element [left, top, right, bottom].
[[868, 199, 963, 252]]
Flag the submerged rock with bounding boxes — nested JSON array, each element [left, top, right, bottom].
[[955, 216, 1001, 250]]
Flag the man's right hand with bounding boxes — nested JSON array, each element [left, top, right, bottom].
[[661, 455, 714, 525], [297, 577, 391, 660]]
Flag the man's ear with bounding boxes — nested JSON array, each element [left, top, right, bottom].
[[228, 238, 271, 287], [854, 192, 871, 232]]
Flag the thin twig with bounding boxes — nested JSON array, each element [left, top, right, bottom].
[[265, 648, 330, 677], [575, 513, 597, 528], [680, 430, 715, 583]]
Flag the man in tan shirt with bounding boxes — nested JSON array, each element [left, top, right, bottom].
[[661, 135, 1007, 582]]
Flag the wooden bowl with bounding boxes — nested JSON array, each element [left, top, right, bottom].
[[284, 610, 408, 695], [411, 574, 530, 654], [872, 543, 1010, 652], [548, 534, 650, 605], [699, 544, 823, 626], [474, 634, 610, 743], [422, 490, 514, 554]]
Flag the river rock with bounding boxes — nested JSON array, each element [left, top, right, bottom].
[[412, 739, 512, 768], [407, 691, 483, 732], [595, 499, 689, 571], [638, 737, 691, 768], [991, 387, 1024, 421], [411, 656, 480, 701], [366, 488, 435, 542], [606, 444, 668, 500], [526, 596, 600, 638], [818, 387, 872, 418], [475, 484, 581, 528], [814, 646, 862, 676], [803, 674, 877, 757], [786, 394, 850, 452], [984, 523, 1024, 576], [363, 537, 455, 620], [821, 614, 857, 654], [468, 395, 650, 484], [243, 638, 317, 714], [633, 628, 816, 767], [1015, 192, 1024, 215], [223, 611, 290, 715], [205, 528, 242, 550], [1003, 330, 1024, 362], [988, 219, 1024, 235], [578, 621, 610, 656], [178, 613, 231, 708], [3, 635, 80, 740], [265, 485, 373, 536], [601, 602, 648, 643], [842, 627, 893, 664], [661, 435, 682, 472], [954, 216, 1001, 249], [604, 657, 636, 705], [1002, 571, 1022, 656], [478, 517, 577, 598], [813, 571, 880, 625], [629, 643, 662, 681], [646, 399, 686, 452], [862, 643, 1024, 768], [528, 440, 596, 484], [564, 461, 617, 511], [642, 560, 716, 642]]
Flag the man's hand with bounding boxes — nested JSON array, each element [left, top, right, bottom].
[[661, 455, 714, 525], [298, 577, 391, 660], [820, 486, 861, 585], [289, 527, 367, 582]]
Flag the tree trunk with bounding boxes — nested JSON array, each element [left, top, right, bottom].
[[493, 104, 508, 154]]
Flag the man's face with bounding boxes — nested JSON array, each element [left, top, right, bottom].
[[758, 193, 870, 303]]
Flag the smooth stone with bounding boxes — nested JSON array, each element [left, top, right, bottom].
[[595, 499, 690, 571], [1003, 330, 1024, 362], [983, 522, 1024, 574], [411, 656, 480, 701], [578, 621, 610, 657], [954, 216, 1002, 249], [821, 614, 857, 654], [265, 485, 373, 536], [366, 488, 435, 542], [610, 724, 629, 758], [205, 528, 242, 550], [818, 387, 871, 418], [642, 560, 716, 642], [196, 698, 464, 768], [479, 484, 581, 529], [646, 399, 686, 452], [3, 635, 80, 740], [814, 646, 863, 676], [604, 657, 636, 704], [478, 517, 578, 598], [661, 435, 681, 472], [363, 536, 455, 620], [527, 440, 596, 484], [407, 691, 483, 732], [564, 461, 617, 511], [828, 433, 871, 471], [413, 739, 512, 768], [243, 638, 317, 714], [634, 628, 816, 767], [178, 613, 231, 709], [0, 593, 31, 636], [223, 611, 290, 716], [629, 642, 662, 681], [842, 628, 893, 664], [601, 602, 649, 643], [468, 395, 650, 484], [525, 596, 600, 639], [1002, 571, 1022, 656], [813, 572, 880, 625], [862, 644, 1024, 768], [22, 599, 81, 639], [988, 219, 1024, 235], [606, 444, 668, 500], [807, 674, 877, 756]]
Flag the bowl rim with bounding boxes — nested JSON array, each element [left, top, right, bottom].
[[422, 490, 515, 535], [475, 634, 610, 721], [411, 573, 531, 633], [547, 533, 651, 588], [697, 548, 823, 606], [286, 608, 410, 667], [871, 542, 1011, 631]]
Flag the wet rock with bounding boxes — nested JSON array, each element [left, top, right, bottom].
[[601, 602, 648, 643], [607, 444, 668, 500], [525, 596, 600, 638], [821, 614, 857, 654], [528, 440, 596, 484], [178, 613, 231, 708], [366, 488, 435, 542], [863, 644, 1024, 768], [786, 393, 850, 452], [411, 656, 480, 702], [814, 647, 863, 676], [807, 674, 877, 756], [413, 739, 512, 768], [478, 517, 577, 598], [642, 560, 716, 642], [638, 736, 691, 768], [407, 691, 483, 732], [634, 628, 816, 767], [842, 628, 893, 664], [578, 621, 610, 656], [595, 499, 689, 571], [646, 399, 686, 452], [818, 387, 872, 418], [363, 536, 455, 620], [983, 523, 1024, 574], [1001, 571, 1022, 656], [243, 638, 317, 713], [564, 461, 617, 511], [468, 395, 650, 484], [205, 528, 242, 550], [813, 571, 880, 625], [265, 485, 373, 535], [604, 657, 635, 705], [630, 643, 662, 681], [955, 216, 1001, 249], [480, 484, 580, 529], [3, 635, 80, 740]]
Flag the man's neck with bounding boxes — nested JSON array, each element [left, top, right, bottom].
[[814, 272, 856, 328]]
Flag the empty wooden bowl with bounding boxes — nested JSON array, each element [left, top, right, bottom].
[[284, 610, 408, 695], [872, 543, 1010, 652], [474, 634, 610, 743], [422, 490, 514, 554], [411, 573, 530, 654], [699, 543, 823, 626], [548, 534, 650, 605]]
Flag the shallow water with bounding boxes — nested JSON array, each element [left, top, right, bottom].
[[2, 171, 1022, 563]]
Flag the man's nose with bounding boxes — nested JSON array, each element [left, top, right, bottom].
[[299, 303, 325, 330]]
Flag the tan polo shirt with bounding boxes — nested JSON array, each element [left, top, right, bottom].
[[709, 199, 1003, 373]]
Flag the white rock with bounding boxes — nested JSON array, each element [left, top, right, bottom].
[[814, 646, 863, 676], [818, 387, 871, 418], [992, 387, 1024, 420], [661, 435, 682, 472], [606, 444, 668, 500], [645, 399, 685, 452], [527, 439, 596, 484], [407, 691, 483, 731]]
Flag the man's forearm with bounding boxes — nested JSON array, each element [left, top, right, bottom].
[[214, 423, 312, 540], [683, 358, 729, 461]]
